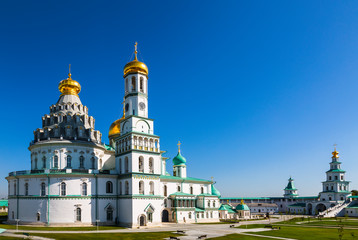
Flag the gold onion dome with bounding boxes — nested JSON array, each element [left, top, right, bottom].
[[123, 42, 148, 77], [332, 149, 339, 158], [59, 72, 81, 96], [109, 105, 126, 138]]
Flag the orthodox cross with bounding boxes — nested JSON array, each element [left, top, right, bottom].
[[177, 141, 181, 153], [134, 42, 138, 60], [333, 143, 337, 151]]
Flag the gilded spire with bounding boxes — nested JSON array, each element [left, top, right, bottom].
[[121, 97, 126, 119], [134, 42, 138, 60], [332, 144, 339, 158], [58, 65, 81, 96], [177, 141, 181, 153], [241, 199, 245, 205]]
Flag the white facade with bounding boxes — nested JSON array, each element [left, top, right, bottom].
[[6, 50, 220, 227]]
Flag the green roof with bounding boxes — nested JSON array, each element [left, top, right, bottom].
[[218, 204, 236, 213], [169, 192, 195, 197], [211, 184, 221, 198], [104, 144, 114, 151], [195, 207, 205, 212], [284, 177, 297, 191], [221, 197, 270, 200], [289, 203, 306, 208], [0, 200, 8, 207], [236, 203, 250, 211], [326, 169, 346, 173], [160, 175, 211, 183], [197, 193, 217, 197], [173, 152, 186, 166]]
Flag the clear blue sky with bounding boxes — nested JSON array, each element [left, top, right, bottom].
[[1, 1, 358, 198]]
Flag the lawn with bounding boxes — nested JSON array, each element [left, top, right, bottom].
[[302, 219, 358, 227], [0, 223, 125, 231], [207, 234, 274, 239], [16, 232, 180, 240], [254, 226, 358, 240]]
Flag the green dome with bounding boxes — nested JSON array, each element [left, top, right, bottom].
[[236, 203, 250, 211], [211, 184, 221, 198], [173, 152, 186, 166]]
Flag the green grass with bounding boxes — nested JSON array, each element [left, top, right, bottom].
[[207, 234, 274, 239], [18, 232, 180, 240], [255, 226, 358, 240], [236, 224, 268, 229], [302, 219, 358, 227], [0, 223, 125, 231]]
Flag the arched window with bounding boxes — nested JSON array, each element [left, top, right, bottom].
[[201, 187, 204, 194], [54, 156, 58, 168], [177, 186, 181, 192], [34, 158, 38, 169], [140, 77, 144, 92], [41, 182, 46, 196], [190, 186, 193, 195], [25, 183, 29, 196], [335, 176, 338, 180], [329, 176, 332, 180], [91, 157, 95, 169], [331, 186, 334, 191], [164, 199, 167, 207], [119, 182, 122, 195], [76, 207, 81, 222], [131, 76, 136, 92], [149, 181, 154, 195], [125, 78, 128, 92], [149, 158, 154, 173], [82, 182, 87, 196], [210, 212, 213, 218], [188, 212, 192, 219], [207, 200, 210, 207], [191, 200, 194, 207], [125, 157, 129, 173], [213, 201, 216, 207], [79, 156, 85, 168], [66, 155, 72, 168], [107, 206, 113, 221], [14, 183, 16, 195], [139, 156, 144, 172], [139, 181, 144, 195], [119, 158, 122, 173], [164, 185, 167, 197], [37, 213, 40, 221], [326, 186, 329, 191], [42, 156, 46, 169], [61, 182, 66, 196], [106, 181, 113, 193], [125, 181, 129, 195]]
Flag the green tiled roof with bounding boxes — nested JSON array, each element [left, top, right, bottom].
[[169, 192, 195, 197], [173, 152, 186, 166], [0, 200, 8, 207], [326, 169, 346, 173], [197, 193, 217, 197], [160, 175, 211, 183], [211, 184, 221, 198], [236, 203, 250, 211], [289, 203, 306, 208], [104, 144, 114, 151], [218, 204, 236, 213], [284, 177, 297, 191]]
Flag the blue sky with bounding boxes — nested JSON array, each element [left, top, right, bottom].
[[1, 1, 358, 198]]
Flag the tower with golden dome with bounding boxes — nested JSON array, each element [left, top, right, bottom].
[[319, 147, 350, 202]]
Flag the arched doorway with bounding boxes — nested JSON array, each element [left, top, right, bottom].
[[316, 203, 326, 214], [162, 210, 169, 222], [139, 215, 146, 226], [307, 203, 313, 215]]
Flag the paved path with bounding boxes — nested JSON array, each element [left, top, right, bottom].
[[1, 216, 297, 240]]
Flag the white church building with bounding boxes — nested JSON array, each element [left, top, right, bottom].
[[6, 44, 221, 227]]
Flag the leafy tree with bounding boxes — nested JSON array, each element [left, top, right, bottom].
[[351, 190, 358, 196]]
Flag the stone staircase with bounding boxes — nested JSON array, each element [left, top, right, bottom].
[[318, 201, 350, 218]]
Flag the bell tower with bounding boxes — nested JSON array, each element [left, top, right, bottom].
[[123, 42, 149, 118]]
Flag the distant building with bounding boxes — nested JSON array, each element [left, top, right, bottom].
[[0, 200, 8, 213]]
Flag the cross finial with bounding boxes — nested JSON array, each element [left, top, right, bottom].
[[68, 64, 72, 79], [211, 176, 214, 182], [177, 141, 181, 153], [134, 42, 138, 60], [334, 143, 337, 151]]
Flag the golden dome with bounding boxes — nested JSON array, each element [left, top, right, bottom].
[[123, 42, 148, 77], [108, 119, 121, 138], [332, 150, 339, 158], [59, 73, 81, 96]]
